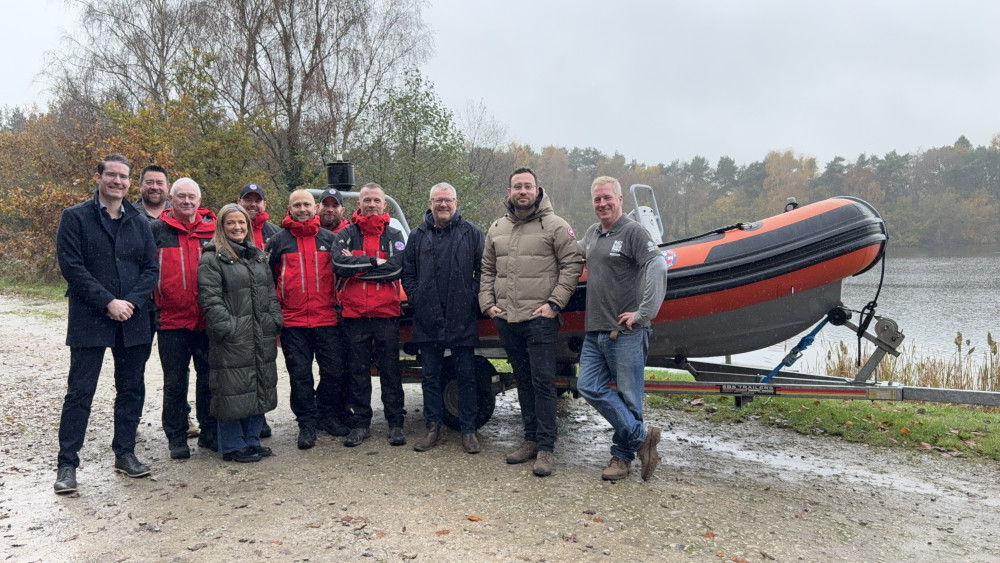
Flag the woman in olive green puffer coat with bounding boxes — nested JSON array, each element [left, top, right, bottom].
[[197, 203, 283, 463]]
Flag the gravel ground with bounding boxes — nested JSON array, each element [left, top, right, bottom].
[[3, 292, 1000, 562]]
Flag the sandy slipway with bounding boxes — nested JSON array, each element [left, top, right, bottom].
[[2, 293, 1000, 562]]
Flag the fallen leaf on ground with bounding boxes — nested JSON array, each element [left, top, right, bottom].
[[435, 530, 450, 535], [900, 427, 912, 435], [703, 530, 716, 538], [376, 531, 386, 538], [919, 442, 933, 449], [467, 515, 484, 522]]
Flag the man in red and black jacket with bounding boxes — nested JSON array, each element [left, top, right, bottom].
[[149, 177, 216, 459], [266, 190, 347, 449], [238, 183, 280, 248], [333, 183, 407, 448]]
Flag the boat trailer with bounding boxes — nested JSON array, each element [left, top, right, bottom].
[[554, 307, 1000, 408]]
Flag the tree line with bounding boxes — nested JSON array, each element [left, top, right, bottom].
[[1, 1, 998, 282]]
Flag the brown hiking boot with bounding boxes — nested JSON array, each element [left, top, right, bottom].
[[532, 450, 554, 477], [601, 456, 630, 481], [505, 440, 538, 464], [413, 423, 442, 452], [636, 426, 661, 481], [462, 433, 481, 454]]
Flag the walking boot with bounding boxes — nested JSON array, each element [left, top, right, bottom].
[[320, 417, 350, 437], [532, 450, 555, 477], [186, 416, 200, 438], [388, 426, 406, 446], [297, 425, 316, 450], [114, 453, 151, 478], [222, 447, 261, 463], [54, 466, 77, 495], [462, 433, 481, 454], [601, 456, 630, 481], [636, 426, 661, 481], [413, 423, 442, 451], [344, 427, 371, 447], [505, 440, 538, 464], [169, 439, 191, 460], [197, 428, 218, 452]]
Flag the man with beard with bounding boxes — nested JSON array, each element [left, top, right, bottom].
[[132, 164, 170, 220], [149, 178, 217, 458], [238, 183, 280, 249], [402, 183, 485, 453], [54, 154, 159, 494], [333, 183, 407, 448], [480, 167, 583, 477], [266, 190, 347, 449], [318, 188, 350, 233]]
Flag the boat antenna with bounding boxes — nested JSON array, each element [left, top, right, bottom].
[[855, 242, 887, 366]]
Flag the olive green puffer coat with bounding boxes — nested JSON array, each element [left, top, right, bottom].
[[197, 240, 283, 421]]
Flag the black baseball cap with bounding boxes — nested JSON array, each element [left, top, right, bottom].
[[319, 188, 343, 206], [239, 183, 266, 200]]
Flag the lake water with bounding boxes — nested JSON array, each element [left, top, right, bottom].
[[704, 246, 1000, 373]]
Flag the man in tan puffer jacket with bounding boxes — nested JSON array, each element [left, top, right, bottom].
[[480, 167, 583, 477]]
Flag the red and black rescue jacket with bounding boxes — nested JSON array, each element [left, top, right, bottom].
[[266, 216, 339, 328], [251, 211, 281, 248], [332, 210, 405, 319], [150, 208, 216, 330]]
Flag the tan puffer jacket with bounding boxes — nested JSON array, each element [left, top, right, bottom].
[[480, 190, 583, 323]]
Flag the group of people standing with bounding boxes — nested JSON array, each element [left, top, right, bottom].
[[52, 154, 667, 496]]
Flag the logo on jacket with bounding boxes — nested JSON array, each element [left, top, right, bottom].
[[319, 245, 328, 251], [394, 241, 405, 251], [663, 250, 677, 268], [567, 226, 576, 238], [610, 240, 622, 257]]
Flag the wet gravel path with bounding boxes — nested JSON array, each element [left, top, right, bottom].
[[2, 293, 1000, 562]]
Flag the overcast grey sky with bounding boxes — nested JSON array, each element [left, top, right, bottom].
[[6, 1, 1000, 169]]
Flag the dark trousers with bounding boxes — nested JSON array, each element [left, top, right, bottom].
[[158, 329, 213, 443], [494, 316, 560, 452], [419, 343, 477, 433], [280, 325, 346, 429], [57, 330, 152, 468], [330, 325, 351, 425], [343, 317, 404, 428]]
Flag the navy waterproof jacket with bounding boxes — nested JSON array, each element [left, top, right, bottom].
[[401, 210, 484, 346], [56, 191, 159, 348]]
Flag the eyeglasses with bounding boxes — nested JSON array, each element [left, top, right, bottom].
[[430, 198, 456, 205], [103, 172, 130, 181]]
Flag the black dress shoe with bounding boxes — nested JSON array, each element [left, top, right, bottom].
[[297, 426, 316, 450], [388, 426, 406, 446], [260, 418, 272, 439], [222, 447, 261, 463], [114, 453, 151, 478], [343, 427, 371, 447], [54, 466, 77, 494], [252, 445, 273, 457]]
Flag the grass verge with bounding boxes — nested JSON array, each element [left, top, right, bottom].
[[645, 370, 1000, 461], [0, 277, 66, 301]]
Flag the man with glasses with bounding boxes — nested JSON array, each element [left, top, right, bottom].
[[402, 183, 485, 453], [480, 167, 583, 477], [54, 154, 159, 494]]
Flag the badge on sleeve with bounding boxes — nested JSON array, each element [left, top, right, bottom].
[[566, 226, 576, 238], [394, 241, 405, 251]]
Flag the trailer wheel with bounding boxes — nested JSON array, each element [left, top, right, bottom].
[[441, 355, 497, 431]]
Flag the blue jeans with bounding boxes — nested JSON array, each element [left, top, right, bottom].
[[494, 316, 560, 452], [419, 344, 477, 433], [218, 414, 264, 454], [577, 328, 650, 462]]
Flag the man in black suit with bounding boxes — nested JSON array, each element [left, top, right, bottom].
[[53, 154, 160, 494]]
